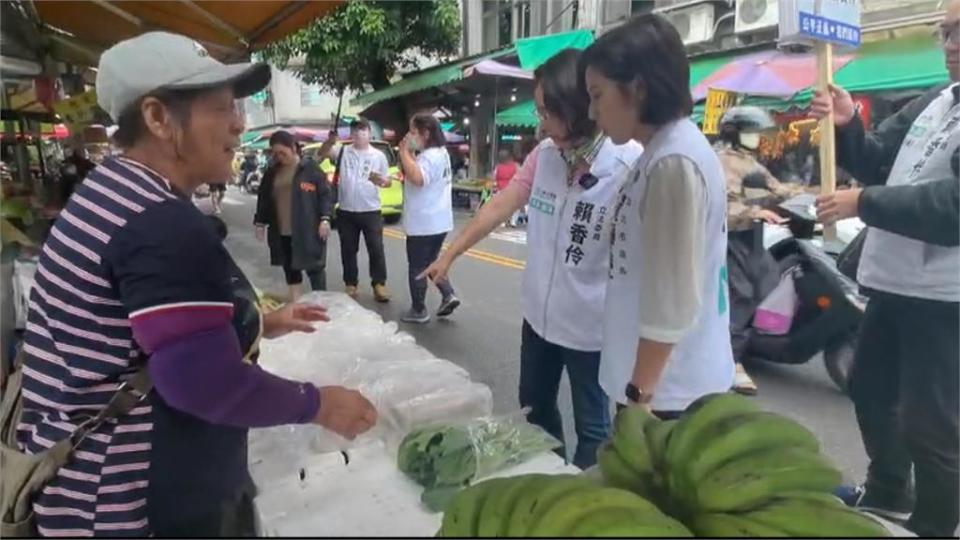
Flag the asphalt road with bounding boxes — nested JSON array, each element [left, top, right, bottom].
[[217, 188, 868, 481]]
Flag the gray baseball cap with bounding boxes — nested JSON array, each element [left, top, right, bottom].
[[96, 31, 271, 121]]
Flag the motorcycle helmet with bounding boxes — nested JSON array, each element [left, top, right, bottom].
[[720, 106, 776, 150]]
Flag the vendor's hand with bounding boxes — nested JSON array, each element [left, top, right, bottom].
[[255, 225, 266, 242], [418, 254, 453, 283], [816, 188, 863, 225], [263, 303, 330, 339], [314, 386, 378, 440], [318, 220, 331, 240], [810, 84, 856, 127], [755, 209, 788, 225]]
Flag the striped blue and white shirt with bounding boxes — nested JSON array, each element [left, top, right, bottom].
[[17, 157, 235, 537]]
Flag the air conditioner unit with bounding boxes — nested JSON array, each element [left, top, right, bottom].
[[665, 4, 716, 45], [735, 0, 779, 33]]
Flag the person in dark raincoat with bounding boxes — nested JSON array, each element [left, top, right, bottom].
[[255, 130, 333, 301]]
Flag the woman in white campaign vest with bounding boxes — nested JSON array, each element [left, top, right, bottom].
[[422, 49, 641, 468], [580, 14, 735, 416]]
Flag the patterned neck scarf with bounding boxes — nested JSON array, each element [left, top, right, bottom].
[[560, 131, 605, 189]]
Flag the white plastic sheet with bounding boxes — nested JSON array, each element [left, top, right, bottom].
[[252, 291, 493, 453]]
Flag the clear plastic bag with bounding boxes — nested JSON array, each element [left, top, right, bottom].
[[396, 409, 562, 490]]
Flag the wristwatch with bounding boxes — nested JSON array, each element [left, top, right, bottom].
[[625, 383, 653, 405]]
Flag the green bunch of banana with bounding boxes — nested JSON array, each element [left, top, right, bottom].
[[690, 491, 892, 537], [597, 406, 675, 506], [437, 473, 693, 537], [596, 393, 891, 537]]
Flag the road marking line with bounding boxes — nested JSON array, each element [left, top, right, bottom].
[[382, 228, 525, 270]]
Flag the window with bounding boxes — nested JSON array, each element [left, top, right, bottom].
[[482, 0, 513, 51], [300, 83, 323, 107], [515, 0, 532, 39]]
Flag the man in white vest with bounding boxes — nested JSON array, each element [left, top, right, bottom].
[[811, 1, 959, 535]]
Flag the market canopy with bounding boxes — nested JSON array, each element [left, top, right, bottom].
[[495, 100, 537, 128], [693, 33, 951, 119], [463, 60, 532, 80], [496, 50, 741, 128], [515, 29, 594, 70], [350, 48, 515, 108], [26, 1, 343, 63], [692, 50, 855, 100], [352, 29, 595, 109]]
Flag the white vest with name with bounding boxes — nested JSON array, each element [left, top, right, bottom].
[[858, 83, 960, 302], [600, 119, 735, 411], [522, 138, 642, 352]]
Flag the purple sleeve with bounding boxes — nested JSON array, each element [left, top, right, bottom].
[[145, 321, 320, 428]]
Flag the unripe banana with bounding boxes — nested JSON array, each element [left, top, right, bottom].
[[694, 447, 842, 512], [644, 418, 677, 470], [598, 442, 655, 494], [682, 411, 820, 484], [611, 406, 656, 475], [689, 512, 790, 537], [568, 507, 694, 537], [666, 393, 761, 471], [441, 477, 511, 537], [505, 475, 592, 536], [527, 486, 662, 537], [744, 496, 892, 537], [476, 474, 549, 537]]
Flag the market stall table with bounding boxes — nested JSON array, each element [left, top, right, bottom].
[[248, 292, 577, 536]]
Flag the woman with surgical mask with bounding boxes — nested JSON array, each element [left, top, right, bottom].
[[716, 106, 809, 396]]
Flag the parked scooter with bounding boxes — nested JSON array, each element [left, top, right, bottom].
[[747, 193, 866, 393], [242, 169, 262, 195]]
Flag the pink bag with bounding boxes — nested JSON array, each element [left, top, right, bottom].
[[753, 269, 798, 335]]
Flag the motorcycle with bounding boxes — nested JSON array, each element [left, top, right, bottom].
[[746, 193, 866, 394], [242, 169, 262, 195]]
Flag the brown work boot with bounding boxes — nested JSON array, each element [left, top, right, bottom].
[[345, 285, 359, 299], [373, 284, 391, 303]]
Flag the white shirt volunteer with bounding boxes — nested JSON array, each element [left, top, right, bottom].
[[403, 146, 454, 236], [522, 138, 642, 352], [337, 145, 389, 213], [600, 119, 735, 411]]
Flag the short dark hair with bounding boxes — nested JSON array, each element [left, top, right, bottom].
[[535, 48, 596, 141], [350, 119, 370, 131], [579, 14, 693, 126], [268, 129, 296, 149], [410, 113, 446, 149], [112, 88, 205, 149]]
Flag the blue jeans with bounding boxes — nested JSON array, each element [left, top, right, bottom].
[[519, 320, 611, 469]]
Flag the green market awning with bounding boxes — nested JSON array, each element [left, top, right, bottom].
[[351, 48, 514, 108], [693, 34, 949, 119], [515, 29, 594, 70], [353, 29, 596, 109], [496, 100, 537, 128], [498, 51, 738, 127]]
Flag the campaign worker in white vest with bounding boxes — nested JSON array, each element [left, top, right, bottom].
[[398, 113, 460, 324], [809, 1, 959, 534], [421, 49, 642, 468], [580, 14, 735, 417]]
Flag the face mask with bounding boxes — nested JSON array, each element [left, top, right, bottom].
[[406, 135, 421, 152], [354, 130, 371, 146], [739, 132, 761, 150]]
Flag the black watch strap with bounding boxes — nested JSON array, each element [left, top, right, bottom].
[[625, 383, 652, 405]]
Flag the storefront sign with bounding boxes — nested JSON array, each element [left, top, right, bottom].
[[779, 0, 861, 48], [53, 90, 99, 131], [702, 88, 737, 135]]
